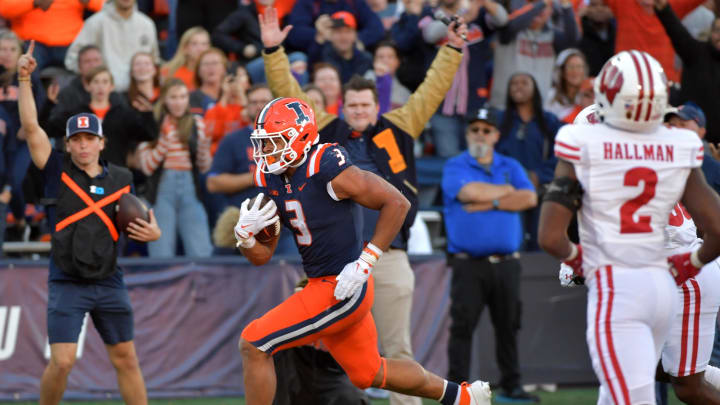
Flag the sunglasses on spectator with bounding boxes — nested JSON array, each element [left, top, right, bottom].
[[469, 127, 495, 134]]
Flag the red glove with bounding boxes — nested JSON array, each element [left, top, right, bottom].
[[668, 251, 702, 286], [563, 244, 583, 277]]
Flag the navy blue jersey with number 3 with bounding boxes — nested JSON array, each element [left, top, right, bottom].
[[254, 143, 362, 277]]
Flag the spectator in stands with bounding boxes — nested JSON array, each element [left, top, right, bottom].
[[368, 0, 401, 30], [189, 48, 227, 116], [308, 11, 373, 83], [259, 8, 466, 405], [0, 0, 104, 70], [489, 0, 579, 109], [65, 0, 160, 92], [18, 43, 161, 405], [665, 103, 720, 194], [204, 64, 250, 156], [496, 72, 563, 250], [428, 1, 509, 157], [545, 48, 588, 123], [48, 45, 124, 126], [161, 27, 210, 91], [175, 0, 236, 43], [655, 0, 720, 144], [602, 0, 706, 85], [0, 31, 45, 234], [138, 78, 213, 258], [48, 66, 157, 169], [126, 52, 160, 110], [442, 106, 538, 403], [577, 0, 615, 76], [312, 62, 343, 115], [302, 83, 327, 111], [285, 0, 384, 52], [389, 0, 434, 92], [211, 6, 262, 66], [364, 42, 410, 115]]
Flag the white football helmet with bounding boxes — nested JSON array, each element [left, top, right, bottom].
[[573, 104, 600, 125], [594, 50, 668, 133]]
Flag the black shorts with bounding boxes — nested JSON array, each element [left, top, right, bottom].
[[47, 281, 134, 345]]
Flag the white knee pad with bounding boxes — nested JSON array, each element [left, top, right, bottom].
[[705, 365, 720, 390]]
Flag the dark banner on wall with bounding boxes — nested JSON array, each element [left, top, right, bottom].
[[0, 254, 594, 400]]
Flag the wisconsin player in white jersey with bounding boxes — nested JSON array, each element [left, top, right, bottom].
[[538, 50, 720, 405], [563, 105, 720, 405], [659, 203, 720, 404]]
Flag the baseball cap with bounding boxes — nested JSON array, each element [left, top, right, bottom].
[[66, 113, 103, 138], [467, 107, 499, 128], [670, 104, 706, 128], [331, 11, 357, 29]]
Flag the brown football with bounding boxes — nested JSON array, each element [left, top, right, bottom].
[[116, 193, 149, 233], [247, 194, 280, 243]]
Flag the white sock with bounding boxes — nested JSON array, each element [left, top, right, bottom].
[[705, 365, 720, 390]]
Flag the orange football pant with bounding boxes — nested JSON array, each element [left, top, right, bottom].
[[241, 275, 382, 388]]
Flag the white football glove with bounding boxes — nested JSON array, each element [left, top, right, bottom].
[[334, 243, 383, 300], [234, 193, 277, 248], [559, 263, 576, 287], [559, 263, 585, 287]]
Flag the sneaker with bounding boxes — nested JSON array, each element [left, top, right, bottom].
[[463, 380, 492, 405], [495, 387, 541, 403]]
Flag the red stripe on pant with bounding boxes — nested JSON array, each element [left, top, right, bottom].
[[679, 282, 691, 376], [690, 279, 701, 375], [595, 267, 621, 405], [604, 266, 631, 404]]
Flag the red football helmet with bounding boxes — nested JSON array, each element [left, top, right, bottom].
[[251, 97, 319, 174]]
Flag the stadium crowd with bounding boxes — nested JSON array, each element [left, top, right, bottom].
[[1, 0, 720, 402]]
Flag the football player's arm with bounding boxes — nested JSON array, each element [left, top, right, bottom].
[[680, 168, 720, 265], [537, 160, 577, 260], [17, 41, 51, 170], [240, 233, 280, 266], [331, 166, 410, 251], [259, 7, 336, 130]]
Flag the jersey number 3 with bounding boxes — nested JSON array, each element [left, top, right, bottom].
[[285, 200, 312, 246], [620, 167, 657, 234]]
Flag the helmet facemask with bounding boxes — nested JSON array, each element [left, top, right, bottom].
[[251, 125, 311, 174]]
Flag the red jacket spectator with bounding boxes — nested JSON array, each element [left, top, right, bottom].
[[604, 0, 705, 83], [0, 0, 104, 47]]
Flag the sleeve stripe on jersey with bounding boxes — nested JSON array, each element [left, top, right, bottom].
[[555, 151, 580, 161], [556, 141, 580, 152], [254, 163, 267, 187], [307, 143, 332, 178]]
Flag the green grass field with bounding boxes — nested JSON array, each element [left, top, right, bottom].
[[1, 388, 686, 404]]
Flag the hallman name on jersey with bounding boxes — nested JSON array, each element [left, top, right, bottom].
[[603, 142, 674, 162]]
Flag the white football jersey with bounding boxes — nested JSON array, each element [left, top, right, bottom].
[[554, 124, 703, 273], [665, 203, 703, 255]]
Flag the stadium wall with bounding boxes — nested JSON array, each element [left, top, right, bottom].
[[0, 254, 595, 400]]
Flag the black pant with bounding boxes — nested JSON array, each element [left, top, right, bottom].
[[446, 255, 522, 392]]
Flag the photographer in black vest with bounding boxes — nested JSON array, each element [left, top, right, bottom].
[[18, 41, 161, 405]]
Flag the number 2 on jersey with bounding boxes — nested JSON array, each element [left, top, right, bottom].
[[620, 167, 657, 234], [285, 200, 312, 245]]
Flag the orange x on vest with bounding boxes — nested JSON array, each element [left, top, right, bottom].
[[55, 172, 130, 241]]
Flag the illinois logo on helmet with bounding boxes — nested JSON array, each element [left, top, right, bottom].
[[251, 98, 319, 174], [594, 50, 668, 133]]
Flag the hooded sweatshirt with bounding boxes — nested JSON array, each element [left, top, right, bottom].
[[64, 0, 160, 91]]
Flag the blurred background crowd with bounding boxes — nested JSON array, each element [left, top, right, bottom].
[[0, 0, 717, 259]]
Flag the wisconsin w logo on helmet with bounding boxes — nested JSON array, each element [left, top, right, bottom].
[[599, 65, 623, 105], [594, 50, 669, 133]]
